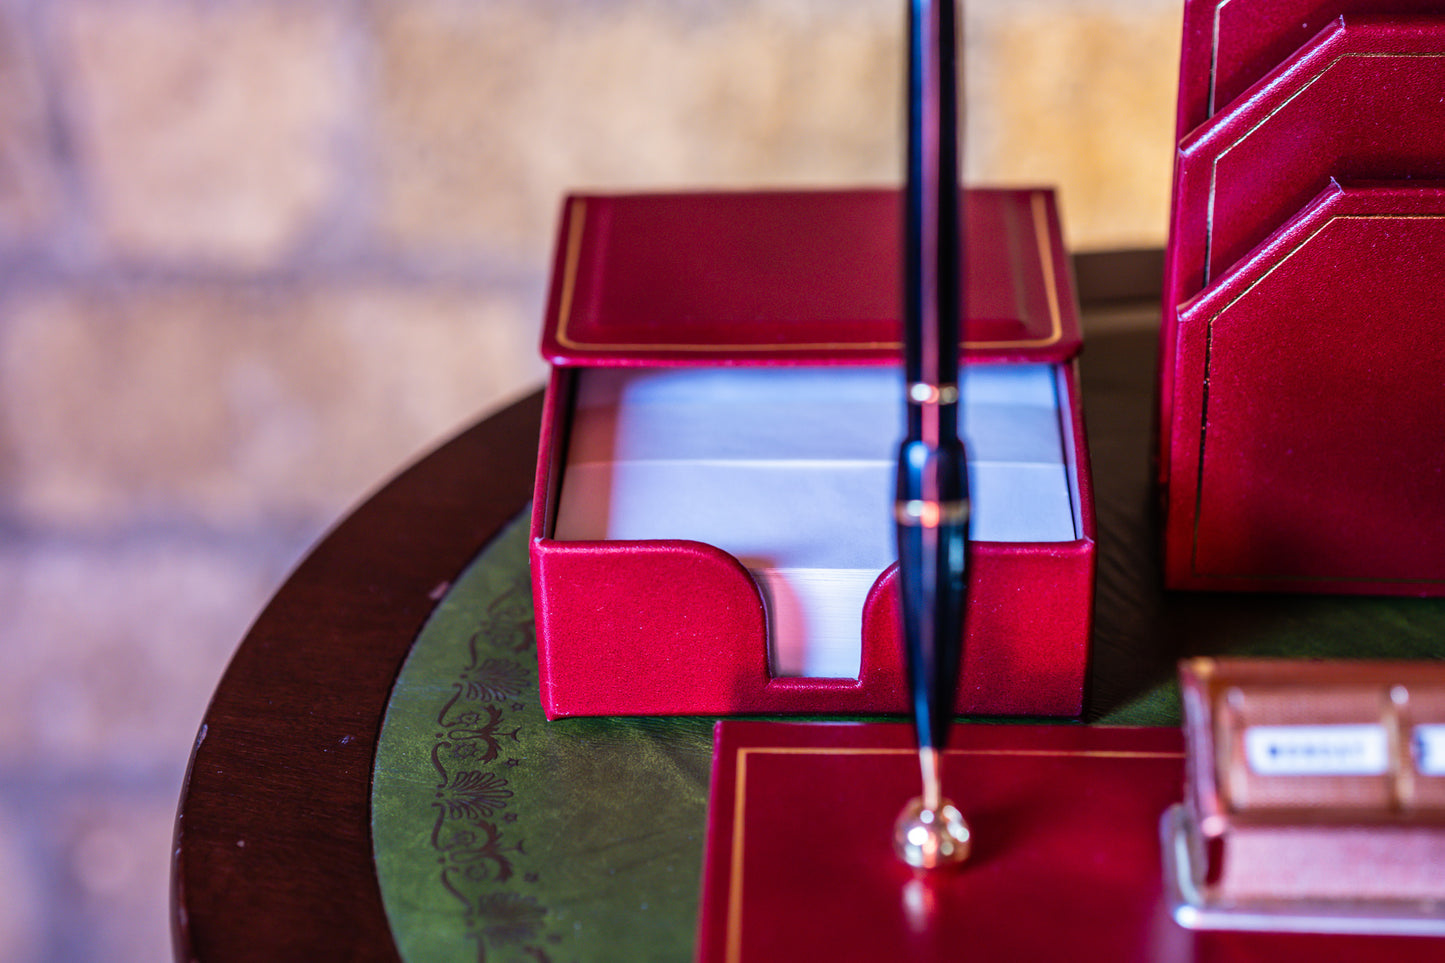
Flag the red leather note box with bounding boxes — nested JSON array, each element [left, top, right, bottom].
[[529, 188, 1095, 718]]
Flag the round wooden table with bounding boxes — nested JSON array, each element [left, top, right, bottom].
[[170, 251, 1445, 961]]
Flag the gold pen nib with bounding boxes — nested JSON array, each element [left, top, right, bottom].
[[893, 747, 971, 869]]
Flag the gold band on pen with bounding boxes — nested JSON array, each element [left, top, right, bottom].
[[895, 499, 970, 528], [907, 382, 959, 405]]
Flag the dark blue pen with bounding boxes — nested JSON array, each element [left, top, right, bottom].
[[892, 0, 972, 870]]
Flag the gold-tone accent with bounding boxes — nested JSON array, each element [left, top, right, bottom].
[[723, 745, 1182, 959], [893, 746, 972, 869], [1220, 687, 1246, 809], [893, 797, 971, 869], [553, 192, 1066, 355], [1189, 213, 1445, 584], [555, 197, 588, 348], [1387, 684, 1413, 811], [896, 499, 970, 528], [1188, 656, 1218, 681], [908, 382, 959, 404], [1032, 191, 1066, 348], [920, 746, 943, 810], [726, 742, 749, 963]]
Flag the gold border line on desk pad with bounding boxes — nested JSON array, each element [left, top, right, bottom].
[[1190, 212, 1445, 585], [554, 192, 1065, 354], [723, 745, 1184, 963]]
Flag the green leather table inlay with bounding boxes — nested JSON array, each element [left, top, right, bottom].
[[373, 513, 715, 963]]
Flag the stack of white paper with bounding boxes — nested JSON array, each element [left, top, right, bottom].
[[553, 365, 1075, 679]]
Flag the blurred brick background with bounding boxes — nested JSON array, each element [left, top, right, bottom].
[[0, 0, 1179, 959]]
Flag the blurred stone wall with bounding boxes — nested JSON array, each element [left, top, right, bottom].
[[0, 0, 1180, 959]]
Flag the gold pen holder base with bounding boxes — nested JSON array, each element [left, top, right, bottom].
[[893, 797, 971, 869]]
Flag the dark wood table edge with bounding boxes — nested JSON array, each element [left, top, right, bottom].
[[171, 390, 544, 962], [170, 250, 1163, 962]]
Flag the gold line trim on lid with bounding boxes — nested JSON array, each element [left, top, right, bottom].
[[1030, 189, 1066, 348], [553, 192, 1065, 354], [554, 197, 588, 348]]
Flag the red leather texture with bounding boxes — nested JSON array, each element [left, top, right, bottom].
[[530, 364, 1094, 718], [1172, 2, 1445, 138], [1167, 17, 1445, 314], [540, 188, 1080, 366], [696, 722, 1445, 962], [529, 189, 1094, 718], [533, 539, 1092, 720], [1159, 15, 1445, 456], [696, 723, 1187, 963], [1163, 182, 1445, 593], [1160, 9, 1445, 595]]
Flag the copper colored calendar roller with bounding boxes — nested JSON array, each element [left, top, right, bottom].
[[1169, 658, 1445, 921]]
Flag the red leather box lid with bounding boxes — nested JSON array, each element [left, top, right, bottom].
[[540, 188, 1080, 366]]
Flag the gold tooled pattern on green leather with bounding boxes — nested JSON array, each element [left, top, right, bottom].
[[372, 511, 715, 963]]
